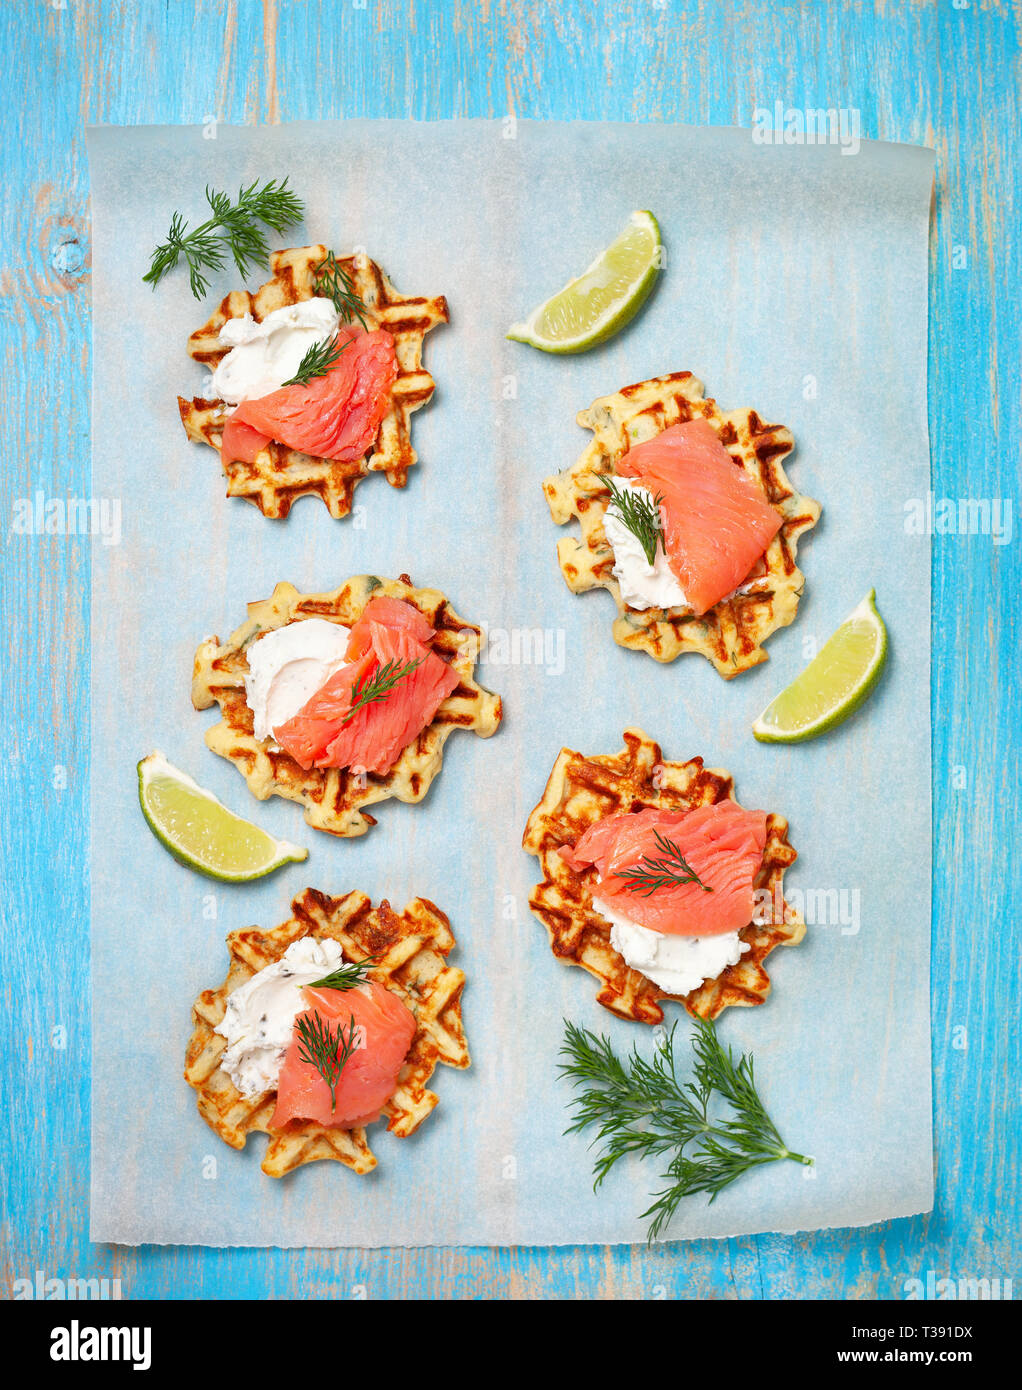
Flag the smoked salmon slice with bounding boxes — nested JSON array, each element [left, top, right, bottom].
[[272, 647, 378, 769], [273, 598, 460, 775], [617, 419, 782, 615], [346, 596, 437, 656], [270, 979, 416, 1130], [562, 802, 767, 937], [221, 324, 398, 466], [219, 416, 273, 467]]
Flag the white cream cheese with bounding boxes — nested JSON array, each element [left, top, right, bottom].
[[215, 936, 347, 1097], [211, 297, 341, 405], [244, 618, 351, 743], [593, 892, 750, 996], [603, 481, 689, 611]]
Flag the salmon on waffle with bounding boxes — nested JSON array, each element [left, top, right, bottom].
[[178, 244, 448, 518], [192, 574, 502, 838], [522, 728, 806, 1023], [184, 888, 469, 1177], [543, 372, 820, 677]]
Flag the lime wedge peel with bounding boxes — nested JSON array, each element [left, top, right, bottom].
[[138, 751, 308, 882], [753, 590, 888, 744], [507, 210, 662, 354]]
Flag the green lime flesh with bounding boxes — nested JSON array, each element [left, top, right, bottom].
[[753, 590, 888, 743], [507, 210, 662, 353], [138, 753, 307, 881]]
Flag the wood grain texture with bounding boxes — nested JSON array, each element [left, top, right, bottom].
[[1, 0, 1018, 1299]]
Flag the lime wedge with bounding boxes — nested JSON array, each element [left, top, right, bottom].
[[753, 591, 888, 743], [138, 752, 307, 881], [507, 210, 662, 353]]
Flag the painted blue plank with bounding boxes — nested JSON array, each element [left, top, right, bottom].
[[1, 0, 1017, 1298]]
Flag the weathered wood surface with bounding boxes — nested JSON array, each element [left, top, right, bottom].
[[1, 0, 1017, 1299]]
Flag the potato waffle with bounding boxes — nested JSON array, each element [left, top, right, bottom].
[[177, 244, 448, 518], [184, 887, 469, 1177], [192, 573, 502, 838], [543, 372, 820, 677], [522, 728, 805, 1023]]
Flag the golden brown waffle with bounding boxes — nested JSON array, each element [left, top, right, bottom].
[[543, 372, 820, 678], [192, 573, 502, 838], [177, 244, 448, 519], [184, 888, 469, 1177], [522, 728, 805, 1023]]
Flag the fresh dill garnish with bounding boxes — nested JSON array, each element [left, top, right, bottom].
[[613, 828, 713, 896], [560, 1019, 811, 1242], [313, 250, 369, 328], [604, 477, 665, 566], [307, 956, 379, 991], [340, 657, 423, 725], [143, 178, 305, 298], [295, 1009, 360, 1115], [280, 333, 350, 386]]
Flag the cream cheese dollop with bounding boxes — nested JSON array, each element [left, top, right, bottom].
[[593, 891, 751, 996], [603, 480, 689, 611], [244, 618, 351, 744], [211, 297, 341, 406], [215, 936, 348, 1097]]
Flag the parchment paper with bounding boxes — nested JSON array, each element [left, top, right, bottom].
[[87, 120, 934, 1247]]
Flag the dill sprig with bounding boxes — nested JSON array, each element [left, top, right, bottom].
[[604, 477, 665, 566], [295, 1009, 360, 1115], [613, 828, 713, 896], [143, 178, 305, 298], [281, 333, 350, 386], [314, 250, 369, 328], [308, 956, 379, 991], [560, 1018, 811, 1243], [340, 657, 423, 725]]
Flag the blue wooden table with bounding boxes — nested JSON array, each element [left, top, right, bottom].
[[2, 0, 1017, 1299]]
